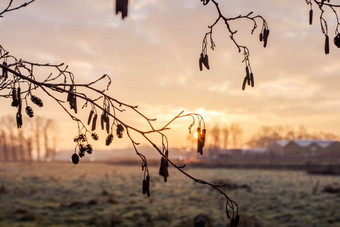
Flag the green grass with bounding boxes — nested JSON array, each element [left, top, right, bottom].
[[0, 162, 339, 226]]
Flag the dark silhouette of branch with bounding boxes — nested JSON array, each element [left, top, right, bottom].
[[0, 1, 239, 225], [199, 0, 269, 91], [306, 0, 340, 53], [0, 0, 35, 17]]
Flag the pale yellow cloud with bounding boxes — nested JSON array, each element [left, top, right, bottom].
[[1, 0, 340, 151]]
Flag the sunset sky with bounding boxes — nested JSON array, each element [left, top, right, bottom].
[[1, 0, 340, 151]]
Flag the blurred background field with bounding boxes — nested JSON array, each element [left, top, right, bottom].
[[0, 162, 340, 227]]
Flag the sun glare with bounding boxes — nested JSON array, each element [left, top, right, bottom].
[[194, 131, 198, 139]]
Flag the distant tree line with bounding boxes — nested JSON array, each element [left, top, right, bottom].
[[200, 124, 339, 150], [247, 125, 339, 148], [0, 116, 57, 162]]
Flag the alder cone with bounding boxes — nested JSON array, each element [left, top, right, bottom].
[[30, 95, 43, 107], [105, 134, 113, 146], [116, 124, 124, 138], [79, 151, 85, 158], [25, 106, 34, 118], [91, 132, 99, 141], [71, 153, 79, 164], [86, 144, 93, 154], [334, 34, 340, 48]]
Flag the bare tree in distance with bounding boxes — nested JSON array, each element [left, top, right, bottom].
[[222, 125, 230, 150], [211, 124, 221, 149], [0, 1, 239, 224], [230, 123, 243, 148]]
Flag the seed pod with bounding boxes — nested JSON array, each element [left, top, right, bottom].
[[106, 116, 110, 134], [79, 144, 87, 153], [105, 134, 113, 146], [325, 35, 330, 55], [235, 215, 240, 226], [91, 133, 99, 141], [2, 61, 8, 80], [86, 144, 93, 154], [246, 66, 250, 78], [259, 32, 263, 42], [199, 53, 203, 71], [230, 218, 236, 227], [91, 114, 98, 131], [159, 157, 169, 182], [116, 124, 124, 138], [250, 73, 254, 87], [197, 127, 203, 155], [73, 95, 77, 114], [17, 87, 21, 109], [264, 29, 270, 41], [16, 112, 22, 128], [334, 33, 340, 48], [101, 114, 105, 130], [71, 153, 79, 165], [67, 86, 77, 113], [242, 76, 248, 90], [159, 158, 164, 176], [79, 151, 85, 158], [309, 9, 313, 25], [11, 88, 18, 107], [67, 87, 72, 103], [145, 175, 150, 197], [25, 106, 34, 118], [263, 29, 269, 48], [87, 110, 94, 125], [122, 0, 128, 19], [201, 129, 206, 147], [30, 95, 43, 107], [142, 179, 146, 195], [204, 54, 210, 70]]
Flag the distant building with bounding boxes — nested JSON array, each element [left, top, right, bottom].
[[208, 148, 243, 159], [242, 148, 266, 157], [266, 140, 340, 157], [267, 141, 289, 156]]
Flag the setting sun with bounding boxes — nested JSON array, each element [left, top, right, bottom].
[[194, 131, 198, 139]]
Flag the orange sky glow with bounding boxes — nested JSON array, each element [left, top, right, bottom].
[[1, 0, 340, 151]]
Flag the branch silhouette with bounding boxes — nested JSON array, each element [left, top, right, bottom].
[[198, 0, 269, 91], [5, 0, 340, 226], [305, 0, 340, 53], [0, 1, 239, 225]]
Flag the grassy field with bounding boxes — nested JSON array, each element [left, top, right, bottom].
[[0, 162, 340, 227]]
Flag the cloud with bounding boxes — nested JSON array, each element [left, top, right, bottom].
[[1, 0, 340, 149]]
